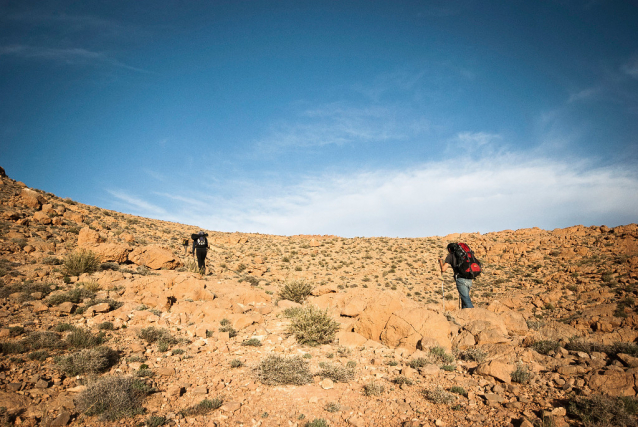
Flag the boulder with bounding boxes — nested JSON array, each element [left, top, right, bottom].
[[475, 359, 514, 383], [92, 243, 131, 263], [453, 308, 508, 335], [380, 307, 452, 352], [33, 211, 52, 225], [341, 297, 367, 317], [19, 188, 46, 209], [129, 245, 181, 270], [353, 294, 404, 341], [78, 227, 103, 246], [63, 211, 85, 223], [588, 370, 637, 396], [337, 331, 368, 348]]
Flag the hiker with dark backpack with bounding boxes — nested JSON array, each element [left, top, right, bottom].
[[182, 237, 189, 255], [439, 242, 482, 309], [191, 231, 209, 273]]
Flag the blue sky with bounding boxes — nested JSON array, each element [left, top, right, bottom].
[[2, 0, 637, 237]]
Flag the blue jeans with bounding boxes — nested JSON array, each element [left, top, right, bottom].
[[456, 277, 474, 309]]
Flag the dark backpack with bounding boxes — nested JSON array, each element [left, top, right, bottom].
[[196, 236, 207, 247], [451, 242, 481, 279]]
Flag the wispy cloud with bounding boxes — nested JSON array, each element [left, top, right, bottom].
[[0, 44, 148, 72], [119, 152, 638, 238], [567, 87, 601, 103], [622, 55, 638, 79], [255, 103, 424, 152], [105, 189, 167, 217]]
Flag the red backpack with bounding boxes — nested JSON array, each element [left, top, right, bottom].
[[451, 242, 482, 279]]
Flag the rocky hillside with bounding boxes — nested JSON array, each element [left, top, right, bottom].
[[1, 169, 637, 427]]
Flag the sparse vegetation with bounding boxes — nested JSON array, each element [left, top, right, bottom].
[[279, 280, 313, 303], [317, 362, 355, 382], [56, 346, 119, 375], [510, 363, 532, 384], [363, 381, 385, 396], [75, 376, 153, 421], [64, 249, 100, 276], [179, 398, 223, 417], [288, 305, 339, 346], [256, 354, 313, 385], [424, 386, 457, 404], [568, 394, 638, 427]]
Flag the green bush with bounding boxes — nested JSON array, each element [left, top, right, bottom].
[[75, 376, 153, 421], [568, 395, 638, 427], [288, 305, 339, 346], [47, 287, 95, 306], [430, 346, 454, 364], [279, 280, 313, 303], [392, 376, 413, 385], [424, 386, 457, 404], [449, 386, 467, 396], [456, 348, 487, 363], [317, 362, 355, 383], [510, 363, 532, 384], [362, 381, 384, 396], [256, 354, 312, 385], [532, 340, 561, 355], [179, 398, 223, 417], [408, 357, 429, 369], [138, 327, 178, 348], [66, 328, 105, 349], [305, 419, 329, 427], [64, 249, 100, 276], [56, 346, 119, 376], [241, 338, 262, 346]]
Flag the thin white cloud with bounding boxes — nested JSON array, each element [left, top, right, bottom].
[[0, 44, 148, 72], [567, 87, 601, 103], [105, 189, 167, 217], [144, 153, 638, 237], [456, 132, 501, 147], [622, 56, 638, 79], [256, 103, 426, 152]]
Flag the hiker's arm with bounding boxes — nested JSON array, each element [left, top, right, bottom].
[[439, 258, 450, 273]]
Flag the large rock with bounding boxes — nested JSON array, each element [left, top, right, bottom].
[[475, 359, 514, 383], [588, 369, 637, 396], [0, 391, 31, 416], [63, 211, 85, 223], [33, 211, 52, 225], [353, 294, 404, 341], [92, 243, 131, 263], [380, 307, 452, 352], [337, 331, 368, 348], [19, 188, 47, 209], [453, 308, 508, 335], [78, 227, 104, 246], [129, 245, 181, 270]]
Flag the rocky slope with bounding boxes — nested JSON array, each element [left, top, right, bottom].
[[1, 168, 637, 427]]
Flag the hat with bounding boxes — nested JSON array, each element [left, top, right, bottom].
[[198, 231, 205, 235]]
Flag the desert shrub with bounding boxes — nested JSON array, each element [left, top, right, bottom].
[[392, 376, 413, 385], [218, 324, 238, 338], [288, 305, 339, 346], [98, 322, 114, 331], [219, 318, 231, 326], [184, 258, 203, 274], [532, 340, 561, 355], [171, 348, 184, 355], [0, 341, 27, 355], [456, 348, 488, 363], [283, 306, 304, 318], [241, 338, 262, 347], [510, 363, 532, 384], [66, 328, 105, 349], [442, 364, 455, 371], [54, 323, 75, 332], [80, 280, 101, 292], [47, 287, 95, 306], [75, 376, 152, 421], [324, 402, 340, 412], [23, 331, 65, 350], [9, 326, 24, 337], [568, 394, 638, 427], [279, 280, 313, 303], [56, 346, 119, 376], [605, 342, 638, 358], [145, 415, 167, 427], [424, 386, 457, 404], [0, 281, 56, 301], [64, 249, 100, 276], [317, 362, 355, 383], [565, 338, 607, 355], [179, 398, 223, 417], [362, 381, 385, 396], [98, 262, 120, 272], [449, 386, 467, 396], [305, 420, 329, 427], [230, 359, 243, 368], [408, 357, 429, 369], [256, 354, 312, 385], [28, 350, 50, 361], [430, 346, 454, 364], [138, 327, 178, 348]]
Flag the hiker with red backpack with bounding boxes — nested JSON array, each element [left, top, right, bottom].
[[439, 242, 482, 309]]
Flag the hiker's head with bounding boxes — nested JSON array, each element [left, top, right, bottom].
[[447, 243, 455, 253], [198, 231, 205, 236]]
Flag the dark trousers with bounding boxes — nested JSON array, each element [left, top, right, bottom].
[[195, 248, 207, 270]]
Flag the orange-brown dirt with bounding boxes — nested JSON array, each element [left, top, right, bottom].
[[1, 171, 637, 427]]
